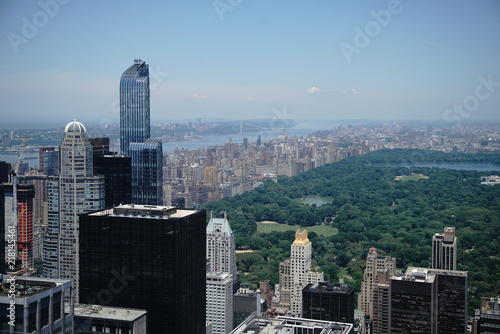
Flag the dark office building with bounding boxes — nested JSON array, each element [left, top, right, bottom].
[[302, 282, 355, 324], [390, 267, 467, 334], [0, 161, 8, 183], [94, 154, 132, 208], [79, 204, 206, 334], [130, 139, 163, 205]]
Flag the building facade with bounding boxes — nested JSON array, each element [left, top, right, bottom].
[[206, 272, 233, 334], [79, 204, 206, 334], [358, 247, 395, 320], [371, 269, 390, 334], [74, 304, 147, 334], [94, 154, 132, 208], [302, 282, 355, 324], [43, 120, 105, 302], [206, 212, 238, 290], [279, 230, 324, 317], [432, 226, 457, 271], [474, 296, 500, 334], [130, 139, 163, 205], [120, 59, 150, 157], [0, 277, 74, 333], [390, 267, 467, 334]]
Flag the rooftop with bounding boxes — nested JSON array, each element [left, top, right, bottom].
[[74, 304, 147, 322], [88, 204, 200, 219], [304, 282, 354, 295], [230, 316, 353, 334], [0, 277, 72, 298]]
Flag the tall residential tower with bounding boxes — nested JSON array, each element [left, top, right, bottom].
[[278, 230, 324, 317], [43, 120, 104, 302], [120, 59, 150, 157], [206, 212, 238, 290], [432, 226, 457, 271], [358, 247, 395, 320]]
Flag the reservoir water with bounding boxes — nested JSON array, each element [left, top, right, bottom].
[[377, 163, 500, 172]]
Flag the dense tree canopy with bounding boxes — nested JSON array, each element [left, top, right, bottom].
[[202, 149, 500, 314]]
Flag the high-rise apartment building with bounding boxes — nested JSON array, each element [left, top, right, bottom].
[[120, 59, 150, 156], [279, 230, 324, 317], [17, 184, 35, 270], [358, 247, 395, 320], [43, 120, 104, 302], [371, 269, 390, 334], [79, 204, 206, 334], [206, 212, 238, 290], [3, 183, 35, 270], [302, 282, 355, 323], [206, 272, 233, 334], [130, 139, 163, 205], [390, 267, 467, 334], [432, 226, 457, 271]]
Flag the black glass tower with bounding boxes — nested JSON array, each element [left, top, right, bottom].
[[120, 59, 150, 157], [130, 139, 163, 205], [79, 205, 206, 334], [94, 154, 132, 208], [302, 282, 355, 324]]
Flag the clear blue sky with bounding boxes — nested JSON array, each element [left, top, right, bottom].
[[1, 0, 499, 127]]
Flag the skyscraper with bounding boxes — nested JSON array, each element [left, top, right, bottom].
[[79, 204, 206, 334], [358, 247, 395, 320], [279, 230, 324, 317], [390, 267, 467, 334], [432, 226, 457, 271], [130, 139, 163, 205], [206, 272, 233, 334], [43, 120, 104, 302], [16, 184, 35, 270], [94, 154, 132, 208], [206, 212, 238, 291], [120, 59, 150, 156], [302, 282, 355, 323], [2, 184, 34, 269]]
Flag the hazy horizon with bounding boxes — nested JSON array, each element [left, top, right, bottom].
[[1, 0, 499, 127]]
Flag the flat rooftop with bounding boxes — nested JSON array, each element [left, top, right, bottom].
[[231, 316, 353, 334], [74, 304, 147, 322], [88, 204, 200, 219], [392, 267, 468, 283], [304, 282, 354, 295], [0, 277, 72, 298]]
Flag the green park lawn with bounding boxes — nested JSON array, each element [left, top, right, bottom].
[[257, 222, 338, 236]]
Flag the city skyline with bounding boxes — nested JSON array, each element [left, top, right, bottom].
[[1, 0, 499, 128]]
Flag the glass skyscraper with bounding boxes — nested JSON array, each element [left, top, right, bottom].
[[120, 59, 150, 157], [130, 139, 163, 205]]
